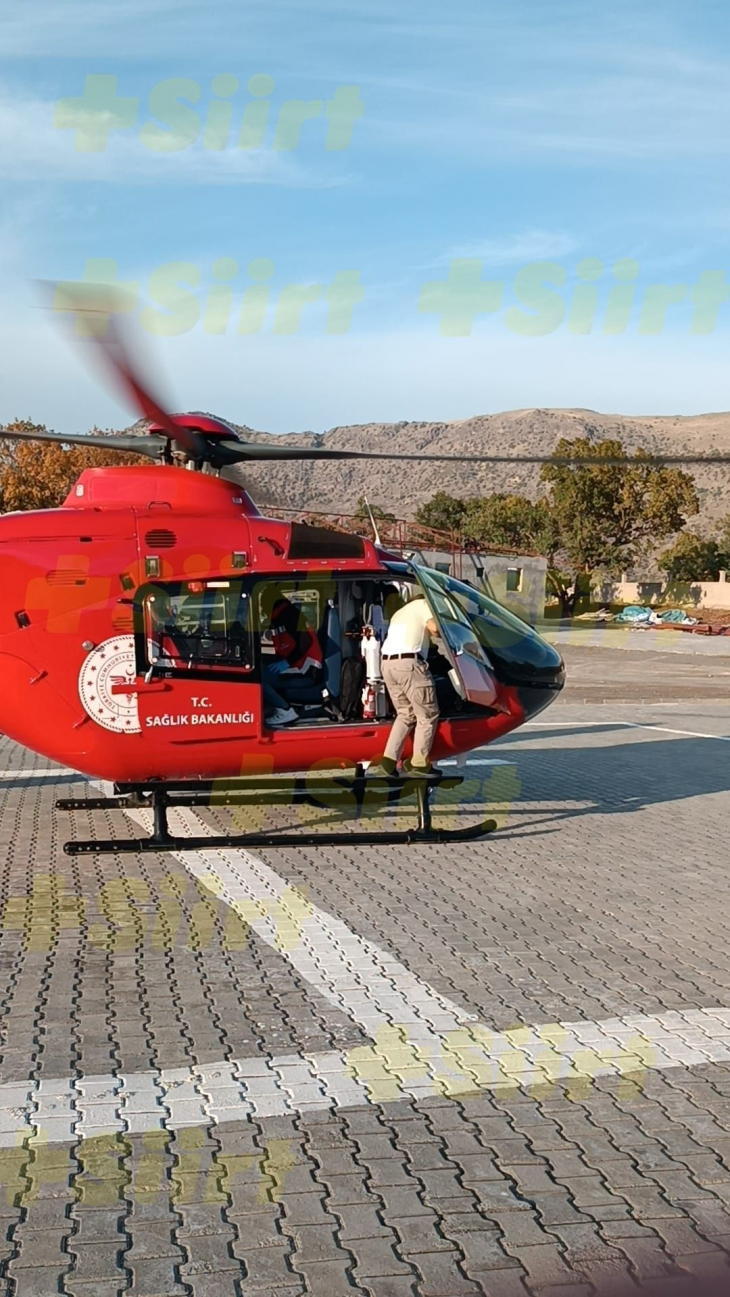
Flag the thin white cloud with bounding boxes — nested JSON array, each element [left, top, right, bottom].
[[0, 0, 407, 57], [444, 231, 579, 267], [352, 9, 730, 168], [0, 0, 195, 57], [0, 90, 355, 188], [0, 88, 350, 187], [370, 63, 730, 166]]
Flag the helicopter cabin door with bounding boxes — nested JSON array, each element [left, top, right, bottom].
[[412, 565, 499, 709], [131, 578, 262, 740]]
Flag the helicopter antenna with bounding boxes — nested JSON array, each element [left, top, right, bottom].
[[363, 495, 383, 546]]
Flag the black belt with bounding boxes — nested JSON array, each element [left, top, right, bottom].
[[382, 652, 423, 660]]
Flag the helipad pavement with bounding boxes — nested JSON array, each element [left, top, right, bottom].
[[2, 690, 730, 1296]]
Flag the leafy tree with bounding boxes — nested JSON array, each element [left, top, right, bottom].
[[540, 437, 699, 615], [0, 421, 148, 513], [658, 531, 726, 582], [415, 491, 467, 533], [461, 493, 560, 558]]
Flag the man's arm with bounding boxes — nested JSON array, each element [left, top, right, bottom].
[[425, 614, 450, 658]]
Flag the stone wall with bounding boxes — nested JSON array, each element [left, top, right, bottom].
[[594, 573, 730, 609]]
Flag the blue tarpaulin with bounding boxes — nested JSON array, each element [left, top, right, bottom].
[[615, 605, 698, 626], [615, 606, 652, 623]]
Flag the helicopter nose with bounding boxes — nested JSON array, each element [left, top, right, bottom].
[[515, 666, 566, 721], [471, 612, 565, 720]]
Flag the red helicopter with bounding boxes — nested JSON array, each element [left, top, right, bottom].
[[1, 300, 714, 855]]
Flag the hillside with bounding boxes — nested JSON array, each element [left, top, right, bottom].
[[130, 408, 730, 528]]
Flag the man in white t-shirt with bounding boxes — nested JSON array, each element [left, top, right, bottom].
[[371, 590, 441, 776]]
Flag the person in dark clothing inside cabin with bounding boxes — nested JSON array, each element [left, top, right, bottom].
[[264, 596, 323, 727]]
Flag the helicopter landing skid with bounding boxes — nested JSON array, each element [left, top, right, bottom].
[[58, 771, 498, 855]]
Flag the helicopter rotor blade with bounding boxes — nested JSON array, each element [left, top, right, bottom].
[[4, 426, 727, 471], [93, 317, 205, 456], [213, 440, 730, 469], [45, 282, 206, 459], [0, 425, 167, 458]]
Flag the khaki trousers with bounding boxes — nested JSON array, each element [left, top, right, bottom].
[[382, 656, 440, 765]]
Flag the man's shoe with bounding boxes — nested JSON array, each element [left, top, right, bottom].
[[267, 706, 298, 728], [366, 756, 399, 777], [401, 759, 434, 777]]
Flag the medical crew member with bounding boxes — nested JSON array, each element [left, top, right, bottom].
[[373, 590, 440, 776]]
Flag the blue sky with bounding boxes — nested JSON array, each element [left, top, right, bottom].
[[2, 0, 730, 434]]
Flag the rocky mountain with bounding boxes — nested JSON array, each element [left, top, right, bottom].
[[129, 407, 730, 529]]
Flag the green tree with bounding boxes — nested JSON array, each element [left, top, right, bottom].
[[658, 531, 726, 582], [414, 491, 467, 534], [462, 493, 560, 558], [540, 437, 699, 615]]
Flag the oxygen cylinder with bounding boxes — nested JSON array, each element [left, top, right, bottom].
[[360, 626, 382, 681]]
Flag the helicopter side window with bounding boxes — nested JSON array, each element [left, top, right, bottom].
[[255, 583, 323, 657], [139, 580, 255, 675]]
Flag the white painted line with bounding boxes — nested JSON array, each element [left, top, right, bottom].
[[438, 758, 515, 767], [525, 721, 634, 727], [626, 723, 730, 742], [3, 1006, 730, 1146], [0, 768, 77, 780], [526, 720, 730, 742]]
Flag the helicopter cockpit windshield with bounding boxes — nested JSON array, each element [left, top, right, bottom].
[[410, 565, 565, 716]]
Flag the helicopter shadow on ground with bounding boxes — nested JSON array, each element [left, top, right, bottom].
[[497, 721, 634, 746], [225, 730, 705, 841], [496, 734, 730, 833], [0, 773, 82, 791]]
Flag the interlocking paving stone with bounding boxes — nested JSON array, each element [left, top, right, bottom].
[[401, 1250, 482, 1295], [4, 697, 730, 1294], [448, 1225, 519, 1266]]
